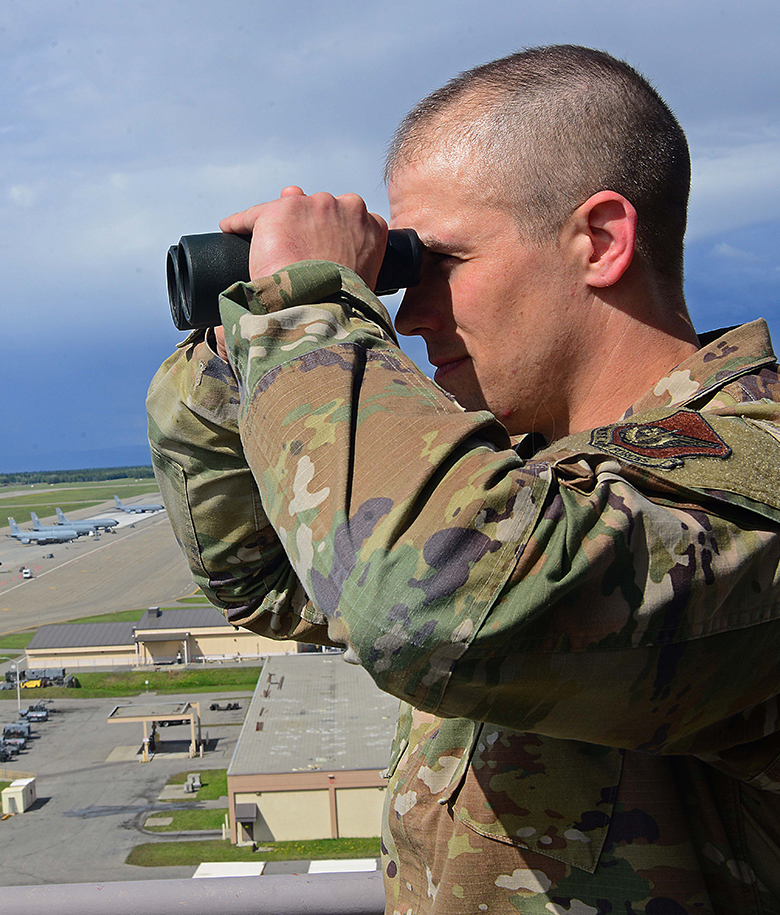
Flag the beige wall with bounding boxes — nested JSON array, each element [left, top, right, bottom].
[[26, 647, 137, 669], [335, 786, 386, 838], [232, 782, 386, 842], [181, 630, 301, 660], [140, 640, 182, 664], [236, 789, 332, 842]]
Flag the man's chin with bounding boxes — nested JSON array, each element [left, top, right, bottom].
[[435, 379, 488, 415], [433, 357, 482, 401]]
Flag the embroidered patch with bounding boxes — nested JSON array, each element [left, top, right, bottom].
[[590, 411, 732, 469]]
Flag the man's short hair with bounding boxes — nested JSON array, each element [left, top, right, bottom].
[[386, 45, 691, 285]]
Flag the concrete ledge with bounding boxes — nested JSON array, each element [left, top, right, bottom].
[[0, 872, 387, 915]]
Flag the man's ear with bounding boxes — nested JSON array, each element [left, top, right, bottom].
[[568, 191, 637, 288]]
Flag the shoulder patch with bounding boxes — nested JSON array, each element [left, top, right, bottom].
[[590, 410, 732, 469]]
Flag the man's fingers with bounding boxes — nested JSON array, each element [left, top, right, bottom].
[[219, 188, 305, 234], [212, 326, 228, 363], [368, 211, 389, 235], [218, 189, 387, 284], [218, 206, 264, 234]]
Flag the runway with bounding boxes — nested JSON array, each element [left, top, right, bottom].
[[0, 504, 196, 635]]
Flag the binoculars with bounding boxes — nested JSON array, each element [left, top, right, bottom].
[[167, 229, 423, 330]]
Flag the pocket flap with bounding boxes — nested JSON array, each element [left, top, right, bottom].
[[455, 726, 624, 874]]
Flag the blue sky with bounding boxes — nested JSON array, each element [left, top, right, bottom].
[[1, 0, 778, 472]]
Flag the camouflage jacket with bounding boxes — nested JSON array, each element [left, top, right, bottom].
[[148, 262, 780, 914]]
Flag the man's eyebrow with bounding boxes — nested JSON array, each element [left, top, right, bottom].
[[420, 236, 465, 256]]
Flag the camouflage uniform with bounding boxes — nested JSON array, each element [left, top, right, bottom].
[[147, 261, 780, 914]]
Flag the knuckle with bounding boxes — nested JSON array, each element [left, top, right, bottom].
[[309, 191, 337, 207], [339, 192, 368, 214]]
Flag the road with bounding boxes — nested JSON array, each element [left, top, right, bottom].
[[0, 501, 196, 635]]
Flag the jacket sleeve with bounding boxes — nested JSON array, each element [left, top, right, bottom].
[[157, 261, 780, 762], [146, 328, 335, 646]]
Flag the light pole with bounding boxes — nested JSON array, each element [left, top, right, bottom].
[[11, 663, 21, 713], [0, 656, 21, 713]]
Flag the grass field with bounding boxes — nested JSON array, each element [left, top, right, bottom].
[[145, 808, 227, 832], [61, 608, 154, 625], [145, 770, 229, 831], [126, 836, 381, 866], [0, 479, 161, 525], [75, 666, 261, 695], [0, 631, 34, 652], [0, 666, 261, 700], [167, 768, 228, 800]]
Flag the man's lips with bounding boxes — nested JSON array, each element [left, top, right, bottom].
[[431, 355, 470, 383]]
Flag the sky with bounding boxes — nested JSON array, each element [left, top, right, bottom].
[[1, 0, 778, 473]]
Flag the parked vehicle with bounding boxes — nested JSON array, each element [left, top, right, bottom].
[[26, 668, 64, 680], [25, 668, 75, 688], [2, 737, 26, 752], [28, 699, 52, 712], [20, 678, 49, 689], [3, 721, 31, 740]]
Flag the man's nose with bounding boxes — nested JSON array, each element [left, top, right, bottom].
[[394, 283, 442, 337]]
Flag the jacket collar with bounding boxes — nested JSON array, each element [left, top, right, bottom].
[[626, 319, 776, 417]]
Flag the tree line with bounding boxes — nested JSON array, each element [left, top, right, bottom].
[[0, 466, 155, 486]]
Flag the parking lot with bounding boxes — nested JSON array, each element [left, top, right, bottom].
[[1, 690, 251, 886]]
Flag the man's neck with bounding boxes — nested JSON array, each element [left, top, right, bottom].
[[555, 283, 700, 440]]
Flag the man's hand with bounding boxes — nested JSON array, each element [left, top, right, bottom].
[[219, 185, 388, 286]]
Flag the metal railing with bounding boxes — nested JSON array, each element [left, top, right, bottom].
[[0, 767, 35, 781], [0, 872, 387, 915]]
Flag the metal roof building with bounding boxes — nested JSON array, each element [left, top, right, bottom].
[[25, 607, 302, 669], [27, 622, 136, 650], [227, 652, 398, 845], [136, 606, 229, 630]]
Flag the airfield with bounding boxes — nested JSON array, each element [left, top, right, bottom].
[[0, 489, 388, 888], [0, 494, 196, 636], [0, 491, 382, 888], [0, 491, 248, 886]]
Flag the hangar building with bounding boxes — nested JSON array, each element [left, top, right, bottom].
[[25, 606, 300, 668]]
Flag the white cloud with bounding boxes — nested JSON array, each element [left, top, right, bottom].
[[8, 184, 38, 206], [688, 140, 780, 241], [0, 136, 388, 335], [711, 243, 762, 263]]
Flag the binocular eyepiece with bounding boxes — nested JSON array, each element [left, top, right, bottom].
[[167, 229, 423, 331]]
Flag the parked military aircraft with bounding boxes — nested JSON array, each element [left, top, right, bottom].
[[113, 496, 164, 513], [30, 512, 88, 537], [7, 518, 80, 545], [55, 508, 118, 533]]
